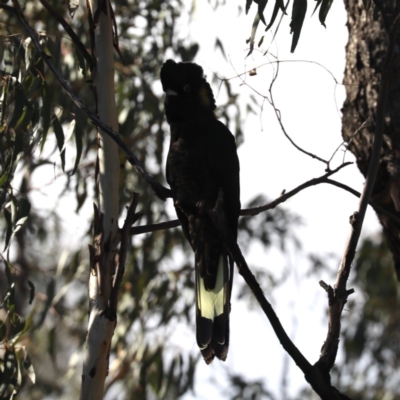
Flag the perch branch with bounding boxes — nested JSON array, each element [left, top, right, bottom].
[[208, 200, 349, 399], [128, 164, 400, 236]]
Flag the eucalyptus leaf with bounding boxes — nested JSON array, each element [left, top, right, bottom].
[[265, 0, 283, 31], [247, 12, 261, 56], [27, 280, 35, 305], [290, 0, 307, 52], [257, 0, 268, 25], [61, 119, 76, 152], [245, 0, 253, 14], [53, 115, 65, 171], [72, 122, 83, 175], [319, 0, 333, 27], [40, 80, 51, 142], [0, 170, 9, 187]]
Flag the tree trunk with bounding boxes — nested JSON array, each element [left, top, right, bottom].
[[80, 0, 120, 398], [342, 0, 400, 279]]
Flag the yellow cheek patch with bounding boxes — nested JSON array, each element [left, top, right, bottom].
[[199, 86, 211, 108]]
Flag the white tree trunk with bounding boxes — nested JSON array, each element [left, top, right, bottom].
[[80, 0, 120, 398]]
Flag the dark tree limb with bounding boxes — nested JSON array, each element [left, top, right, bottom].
[[208, 199, 350, 400], [324, 179, 400, 226], [316, 10, 399, 381], [129, 219, 180, 235], [240, 162, 352, 216], [3, 1, 172, 201]]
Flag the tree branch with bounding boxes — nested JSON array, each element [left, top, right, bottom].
[[208, 196, 349, 399], [316, 12, 399, 378], [227, 57, 331, 165], [128, 164, 400, 236], [241, 162, 352, 216]]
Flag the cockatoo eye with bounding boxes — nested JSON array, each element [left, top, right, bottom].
[[183, 84, 191, 92]]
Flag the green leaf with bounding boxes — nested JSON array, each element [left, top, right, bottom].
[[53, 115, 66, 171], [265, 0, 284, 31], [290, 0, 307, 52], [61, 119, 76, 153], [4, 207, 12, 251], [16, 107, 28, 129], [214, 38, 227, 60], [13, 316, 26, 338], [26, 75, 41, 99], [9, 84, 25, 130], [312, 0, 322, 16], [72, 121, 83, 175], [4, 196, 31, 251], [245, 0, 253, 14], [27, 280, 35, 305], [40, 80, 51, 142], [0, 320, 6, 341], [257, 0, 268, 25], [319, 0, 333, 27], [247, 12, 261, 56], [10, 315, 31, 346], [0, 170, 9, 187], [267, 0, 291, 50]]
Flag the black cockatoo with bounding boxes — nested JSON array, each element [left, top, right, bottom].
[[160, 59, 240, 364]]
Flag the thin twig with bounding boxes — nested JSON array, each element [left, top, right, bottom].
[[129, 219, 180, 235], [227, 57, 330, 165], [268, 66, 329, 165], [324, 179, 400, 225], [241, 162, 352, 216], [327, 117, 372, 168]]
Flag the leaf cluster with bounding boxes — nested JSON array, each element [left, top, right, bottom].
[[245, 0, 334, 54]]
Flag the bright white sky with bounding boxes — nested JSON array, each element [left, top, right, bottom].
[[175, 1, 380, 399]]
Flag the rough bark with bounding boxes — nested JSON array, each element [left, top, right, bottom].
[[342, 0, 400, 279]]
